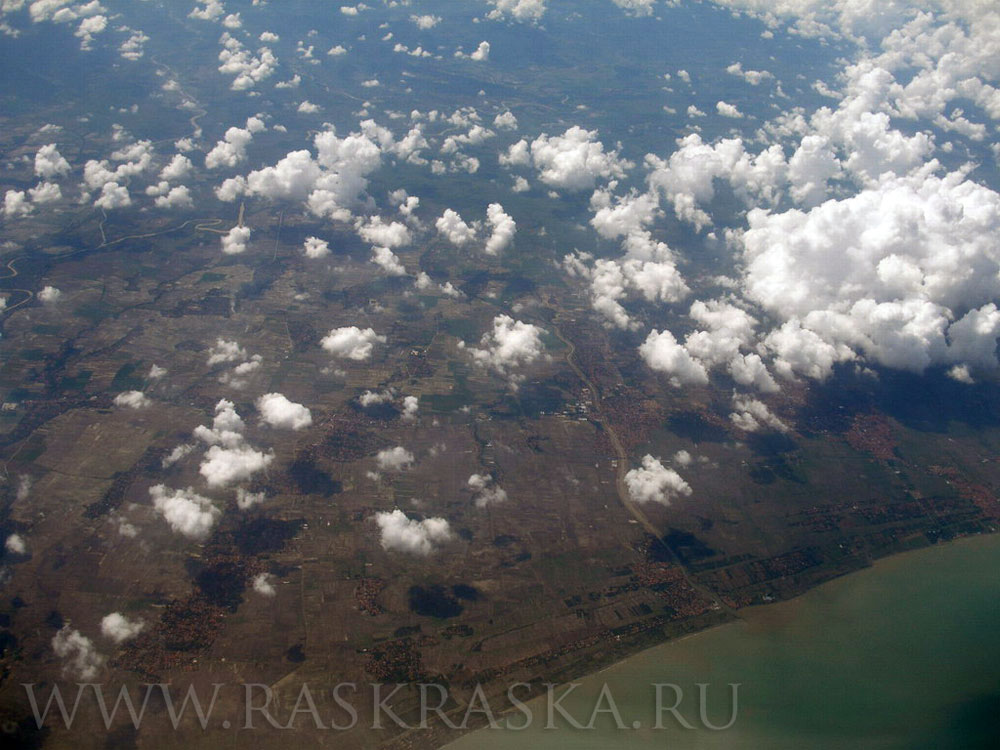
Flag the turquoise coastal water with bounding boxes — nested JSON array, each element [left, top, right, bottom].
[[446, 533, 1000, 749]]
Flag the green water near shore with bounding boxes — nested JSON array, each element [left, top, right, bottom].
[[446, 533, 1000, 749]]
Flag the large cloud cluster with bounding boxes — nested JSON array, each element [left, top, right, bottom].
[[742, 170, 1000, 379], [373, 509, 453, 555], [611, 1, 1000, 389], [217, 31, 276, 91], [434, 203, 517, 255], [502, 126, 631, 191], [221, 123, 406, 223], [645, 135, 788, 230], [193, 399, 273, 487], [565, 227, 689, 330], [82, 139, 153, 210], [17, 1, 109, 50], [637, 297, 784, 391]]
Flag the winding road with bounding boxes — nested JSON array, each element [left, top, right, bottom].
[[551, 321, 731, 614]]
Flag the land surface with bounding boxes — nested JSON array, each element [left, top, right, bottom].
[[0, 3, 999, 749], [1, 200, 999, 750]]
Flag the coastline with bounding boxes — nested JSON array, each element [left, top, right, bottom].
[[422, 528, 1000, 750]]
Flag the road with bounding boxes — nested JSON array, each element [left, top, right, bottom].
[[550, 321, 731, 614]]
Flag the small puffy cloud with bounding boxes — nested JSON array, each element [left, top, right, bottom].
[[38, 285, 62, 303], [726, 62, 773, 86], [612, 0, 655, 16], [415, 272, 462, 297], [190, 1, 225, 21], [192, 399, 248, 443], [321, 326, 386, 360], [154, 185, 194, 209], [35, 144, 71, 179], [468, 473, 507, 508], [507, 126, 631, 191], [328, 44, 347, 56], [468, 315, 546, 385], [590, 188, 660, 239], [94, 182, 131, 210], [494, 111, 518, 130], [948, 364, 975, 384], [730, 395, 790, 433], [207, 339, 246, 366], [371, 246, 406, 276], [303, 236, 330, 258], [150, 484, 221, 539], [253, 572, 276, 596], [205, 125, 254, 169], [256, 392, 313, 430], [237, 488, 266, 510], [74, 14, 108, 50], [162, 444, 195, 469], [100, 613, 144, 644], [221, 226, 250, 255], [357, 216, 411, 248], [148, 364, 167, 379], [3, 190, 32, 217], [200, 445, 273, 488], [716, 100, 744, 118], [436, 208, 476, 245], [638, 329, 709, 387], [376, 446, 415, 471], [401, 395, 419, 422], [29, 182, 62, 204], [374, 509, 453, 555], [114, 390, 151, 409], [216, 177, 246, 202], [470, 41, 490, 61], [298, 100, 320, 114], [159, 154, 193, 181], [625, 454, 692, 505], [359, 389, 394, 407], [411, 14, 441, 29], [52, 626, 104, 681], [4, 533, 26, 555], [487, 0, 547, 23], [484, 203, 516, 255]]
